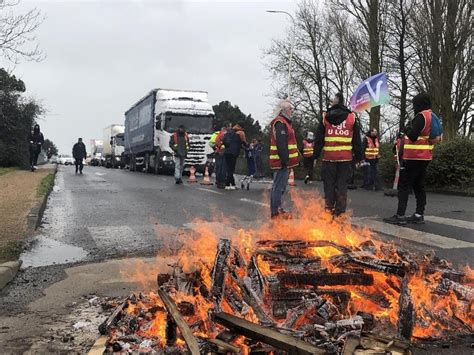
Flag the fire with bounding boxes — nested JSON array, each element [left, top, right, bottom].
[[113, 190, 473, 352]]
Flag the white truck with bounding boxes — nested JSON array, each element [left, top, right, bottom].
[[124, 89, 215, 174], [90, 139, 103, 166], [103, 124, 125, 168]]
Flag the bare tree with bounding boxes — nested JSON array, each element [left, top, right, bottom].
[[410, 0, 472, 140], [0, 0, 44, 63]]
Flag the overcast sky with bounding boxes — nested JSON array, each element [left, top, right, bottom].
[[3, 0, 297, 154]]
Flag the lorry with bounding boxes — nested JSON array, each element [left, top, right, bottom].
[[103, 124, 125, 168], [90, 139, 103, 166], [124, 89, 215, 174]]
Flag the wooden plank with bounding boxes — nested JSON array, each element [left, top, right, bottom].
[[277, 272, 374, 286], [207, 338, 241, 353], [98, 295, 130, 335], [213, 312, 326, 355], [158, 288, 200, 355], [88, 335, 108, 355]]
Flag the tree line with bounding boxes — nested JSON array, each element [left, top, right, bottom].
[[265, 0, 473, 141]]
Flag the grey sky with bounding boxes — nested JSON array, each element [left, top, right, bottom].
[[4, 0, 296, 154]]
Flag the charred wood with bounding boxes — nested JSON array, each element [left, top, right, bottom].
[[277, 272, 374, 286], [98, 295, 130, 335], [210, 238, 232, 307], [397, 277, 415, 340]]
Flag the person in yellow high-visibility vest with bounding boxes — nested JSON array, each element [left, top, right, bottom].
[[362, 128, 381, 190], [301, 132, 315, 184]]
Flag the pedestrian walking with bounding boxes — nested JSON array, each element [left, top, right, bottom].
[[384, 93, 438, 225], [314, 93, 363, 217], [222, 123, 247, 190], [170, 125, 189, 184], [254, 138, 264, 178], [362, 128, 381, 190], [27, 124, 44, 171], [269, 100, 300, 219], [209, 123, 229, 189], [245, 139, 258, 178], [301, 132, 315, 184], [72, 138, 87, 174]]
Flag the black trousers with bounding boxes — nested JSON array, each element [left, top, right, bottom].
[[397, 160, 430, 216], [29, 145, 40, 167], [75, 158, 84, 173], [322, 161, 352, 215], [225, 154, 237, 186], [303, 157, 314, 180]]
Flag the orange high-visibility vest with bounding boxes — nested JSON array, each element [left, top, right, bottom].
[[172, 132, 189, 151], [269, 116, 300, 169], [302, 139, 314, 158], [403, 110, 433, 160], [322, 112, 355, 162], [365, 137, 380, 160]]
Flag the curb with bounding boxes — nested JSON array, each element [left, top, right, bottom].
[[0, 166, 57, 291], [0, 260, 22, 290]]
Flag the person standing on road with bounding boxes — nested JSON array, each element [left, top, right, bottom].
[[27, 124, 44, 172], [269, 100, 300, 219], [314, 93, 363, 217], [222, 123, 247, 190], [254, 138, 264, 179], [209, 123, 229, 189], [170, 125, 189, 184], [362, 128, 381, 190], [245, 139, 258, 178], [72, 138, 87, 174], [384, 93, 436, 225], [302, 132, 315, 184]]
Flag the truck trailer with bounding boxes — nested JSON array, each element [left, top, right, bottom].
[[103, 124, 125, 168], [90, 139, 103, 166], [124, 89, 215, 173]]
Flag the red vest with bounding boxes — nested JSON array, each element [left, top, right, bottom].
[[403, 110, 433, 160], [322, 112, 355, 162], [269, 116, 300, 169], [365, 137, 380, 160], [302, 139, 314, 158], [172, 132, 189, 150]]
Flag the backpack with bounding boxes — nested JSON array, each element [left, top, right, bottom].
[[429, 112, 443, 143]]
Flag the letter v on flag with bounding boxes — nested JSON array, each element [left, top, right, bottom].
[[350, 72, 390, 112]]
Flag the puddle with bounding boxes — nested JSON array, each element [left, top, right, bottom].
[[20, 236, 88, 268]]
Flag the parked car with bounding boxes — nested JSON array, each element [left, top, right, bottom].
[[58, 155, 75, 165]]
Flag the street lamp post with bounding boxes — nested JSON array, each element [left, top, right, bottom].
[[266, 10, 296, 100]]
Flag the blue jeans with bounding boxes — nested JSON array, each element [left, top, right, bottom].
[[270, 167, 289, 216], [215, 153, 227, 185], [174, 156, 185, 180]]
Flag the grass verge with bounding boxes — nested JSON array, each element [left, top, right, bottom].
[[36, 173, 55, 198], [0, 240, 24, 263], [0, 167, 18, 176]]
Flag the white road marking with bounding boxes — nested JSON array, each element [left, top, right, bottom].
[[352, 217, 474, 249], [240, 198, 270, 207], [197, 187, 223, 195], [424, 215, 474, 230]]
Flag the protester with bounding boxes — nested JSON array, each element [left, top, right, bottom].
[[27, 124, 44, 172], [302, 132, 315, 184], [170, 125, 189, 184], [209, 123, 229, 189], [222, 123, 247, 190], [362, 128, 381, 190], [72, 138, 87, 174], [269, 100, 300, 219], [254, 138, 264, 178], [245, 139, 258, 178], [314, 93, 363, 217], [384, 93, 436, 225]]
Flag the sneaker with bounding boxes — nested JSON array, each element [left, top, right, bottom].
[[225, 186, 232, 190], [33, 166, 38, 170], [383, 214, 407, 225], [175, 179, 180, 184], [304, 176, 309, 184], [406, 213, 425, 224]]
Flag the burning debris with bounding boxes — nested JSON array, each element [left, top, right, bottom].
[[97, 194, 473, 354]]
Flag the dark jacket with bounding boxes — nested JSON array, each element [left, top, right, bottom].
[[223, 125, 247, 157], [171, 131, 188, 158], [72, 142, 87, 160], [314, 104, 363, 162], [274, 115, 292, 166], [28, 130, 44, 147], [404, 93, 432, 142]]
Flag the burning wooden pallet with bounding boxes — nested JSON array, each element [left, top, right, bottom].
[[97, 237, 473, 354]]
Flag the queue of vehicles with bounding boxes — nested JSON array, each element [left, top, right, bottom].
[[86, 88, 216, 174]]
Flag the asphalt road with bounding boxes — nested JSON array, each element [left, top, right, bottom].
[[0, 165, 472, 353]]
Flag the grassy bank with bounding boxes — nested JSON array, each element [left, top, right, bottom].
[[36, 173, 55, 197], [0, 167, 18, 176]]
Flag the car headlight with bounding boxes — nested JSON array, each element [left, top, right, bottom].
[[161, 155, 172, 161]]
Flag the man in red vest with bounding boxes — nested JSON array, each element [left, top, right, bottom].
[[302, 132, 315, 184], [170, 125, 189, 184], [362, 128, 381, 190], [314, 93, 363, 216], [269, 100, 300, 219], [384, 93, 435, 225]]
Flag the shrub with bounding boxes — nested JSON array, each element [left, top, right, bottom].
[[425, 138, 474, 189]]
